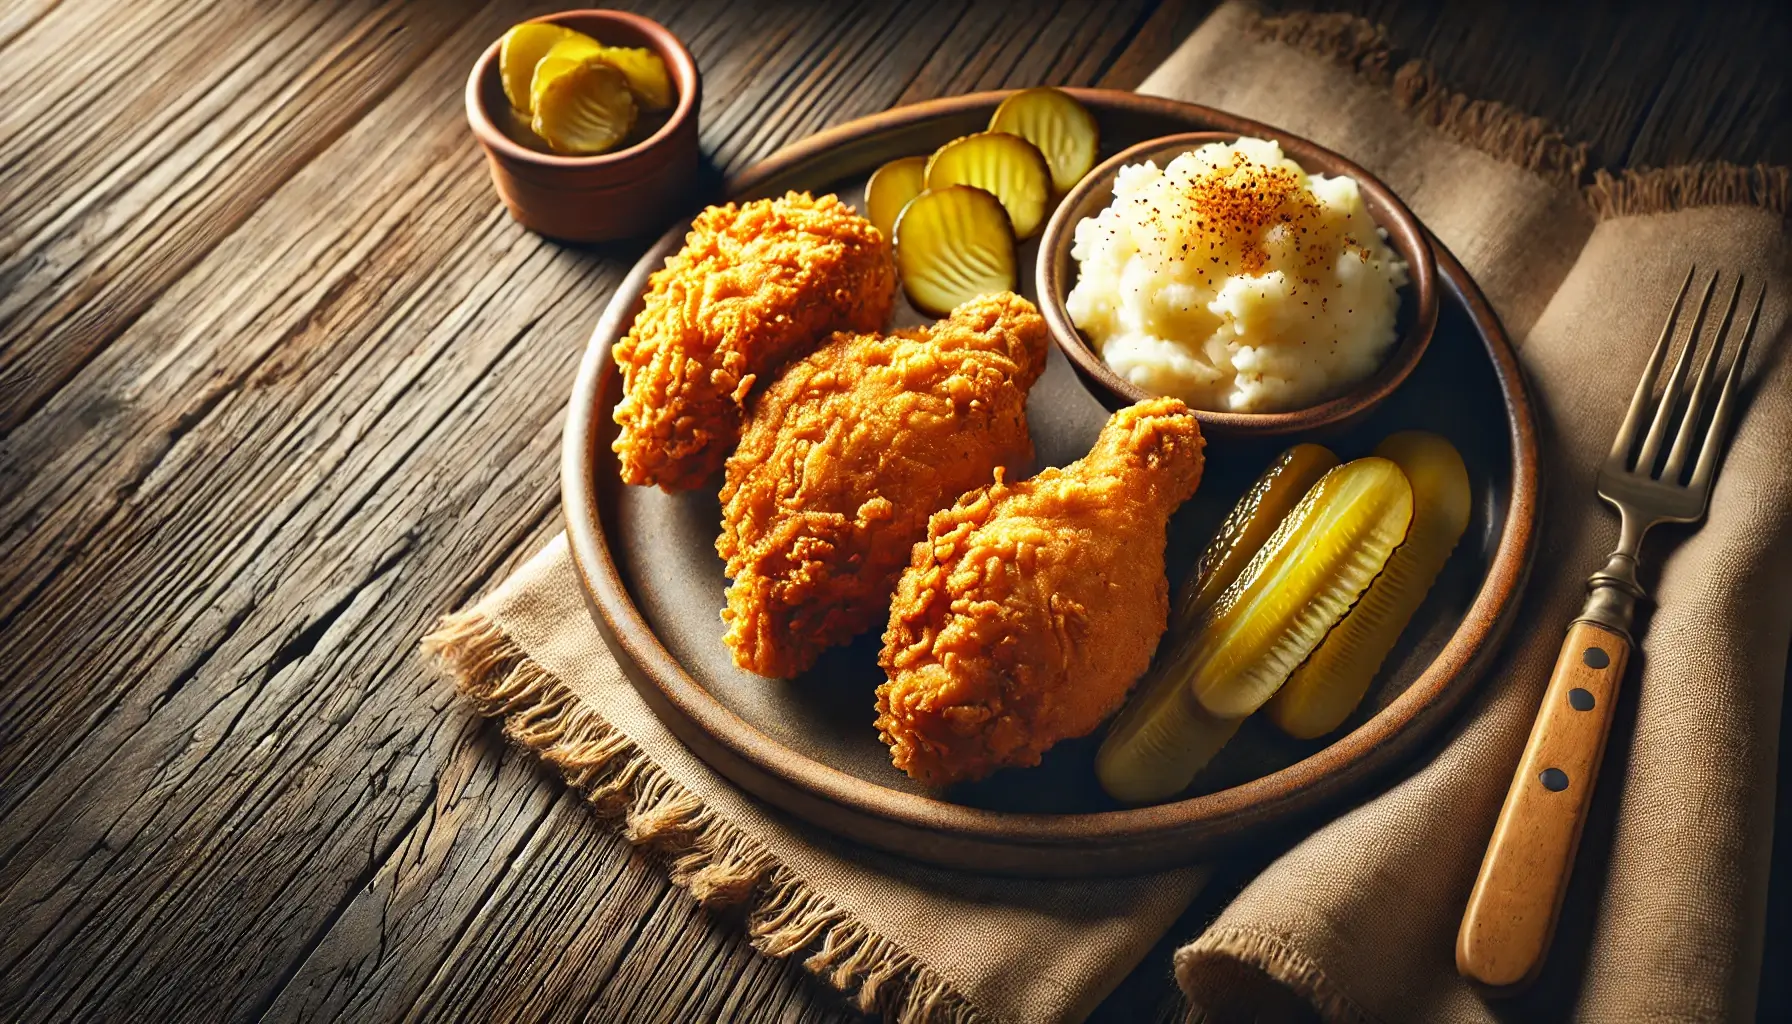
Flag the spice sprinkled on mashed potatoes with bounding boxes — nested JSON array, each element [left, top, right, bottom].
[[1066, 137, 1407, 412]]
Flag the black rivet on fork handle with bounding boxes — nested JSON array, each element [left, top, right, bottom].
[[1582, 646, 1610, 669], [1540, 768, 1570, 791], [1569, 688, 1595, 711]]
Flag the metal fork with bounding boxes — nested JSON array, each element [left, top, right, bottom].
[[1457, 267, 1764, 993]]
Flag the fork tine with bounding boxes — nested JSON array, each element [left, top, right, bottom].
[[1610, 266, 1696, 466], [1690, 283, 1764, 494], [1637, 270, 1718, 472], [1663, 273, 1742, 481]]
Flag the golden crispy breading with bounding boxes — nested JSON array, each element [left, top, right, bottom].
[[611, 192, 895, 492], [717, 293, 1049, 679], [876, 398, 1205, 786]]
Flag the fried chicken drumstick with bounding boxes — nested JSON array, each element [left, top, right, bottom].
[[876, 398, 1206, 786], [717, 293, 1049, 679], [611, 192, 895, 491]]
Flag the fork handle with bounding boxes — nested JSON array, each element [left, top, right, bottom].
[[1456, 620, 1631, 992]]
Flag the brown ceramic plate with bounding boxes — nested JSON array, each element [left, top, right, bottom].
[[562, 90, 1538, 877]]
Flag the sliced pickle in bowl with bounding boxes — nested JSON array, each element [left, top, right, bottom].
[[533, 58, 638, 155], [1174, 443, 1339, 635], [499, 23, 581, 114], [865, 156, 927, 241], [988, 86, 1099, 194], [593, 45, 674, 110], [1266, 432, 1472, 739], [893, 185, 1017, 316], [1096, 457, 1413, 804], [923, 131, 1052, 239], [530, 34, 605, 111]]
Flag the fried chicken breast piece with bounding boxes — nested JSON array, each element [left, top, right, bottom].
[[717, 292, 1049, 679], [611, 192, 895, 492], [876, 398, 1205, 786]]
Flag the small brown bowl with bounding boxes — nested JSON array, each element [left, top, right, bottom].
[[465, 10, 701, 243], [1037, 131, 1438, 438]]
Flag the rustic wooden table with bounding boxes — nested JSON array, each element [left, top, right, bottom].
[[1, 1, 1786, 1020]]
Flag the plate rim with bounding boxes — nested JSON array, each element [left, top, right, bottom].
[[561, 89, 1540, 874]]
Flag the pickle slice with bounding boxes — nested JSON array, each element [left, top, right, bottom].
[[530, 34, 605, 111], [1174, 443, 1339, 635], [865, 156, 927, 241], [499, 23, 581, 114], [1266, 433, 1472, 738], [893, 185, 1017, 316], [532, 58, 638, 155], [593, 45, 674, 110], [988, 86, 1099, 194], [1095, 458, 1413, 804], [923, 131, 1052, 239]]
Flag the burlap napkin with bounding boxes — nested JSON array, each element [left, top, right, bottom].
[[425, 5, 1788, 1022], [426, 538, 1205, 1024], [1139, 6, 1789, 1021]]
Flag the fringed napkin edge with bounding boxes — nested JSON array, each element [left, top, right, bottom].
[[422, 610, 985, 1024]]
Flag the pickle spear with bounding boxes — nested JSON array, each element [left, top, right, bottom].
[[1191, 457, 1413, 719], [1096, 684, 1242, 805], [1266, 432, 1471, 739], [988, 86, 1099, 194], [1174, 443, 1339, 635], [1096, 457, 1412, 803]]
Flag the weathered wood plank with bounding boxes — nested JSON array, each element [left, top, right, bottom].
[[254, 718, 567, 1022], [0, 0, 65, 51], [1095, 0, 1229, 90], [0, 248, 597, 1019], [0, 3, 624, 1016], [255, 506, 571, 1024], [0, 132, 516, 814], [0, 0, 487, 432], [396, 798, 856, 1024]]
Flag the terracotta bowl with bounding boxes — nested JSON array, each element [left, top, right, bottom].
[[1037, 131, 1438, 438], [464, 9, 701, 243]]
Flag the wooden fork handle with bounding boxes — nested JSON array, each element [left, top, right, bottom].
[[1456, 620, 1630, 992]]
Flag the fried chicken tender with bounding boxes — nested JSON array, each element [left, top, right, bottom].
[[611, 192, 895, 491], [876, 398, 1206, 786], [717, 293, 1049, 679]]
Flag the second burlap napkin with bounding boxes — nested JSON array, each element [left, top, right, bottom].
[[425, 4, 1788, 1021], [1142, 5, 1789, 1021]]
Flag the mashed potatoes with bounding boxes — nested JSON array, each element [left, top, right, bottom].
[[1065, 137, 1407, 412]]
